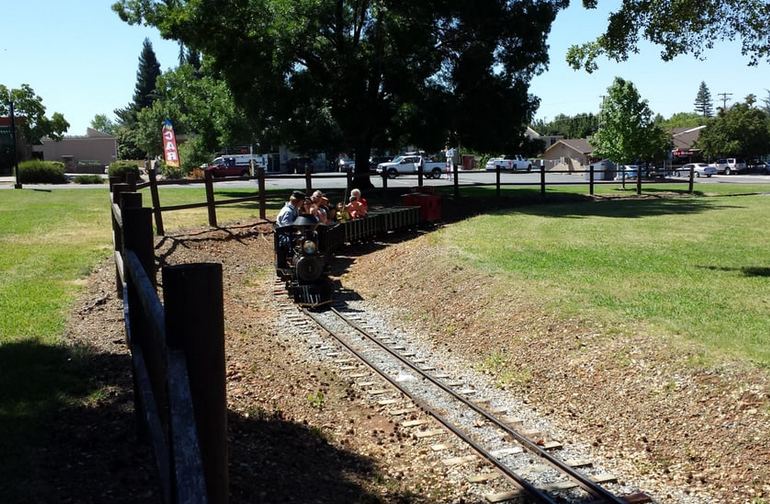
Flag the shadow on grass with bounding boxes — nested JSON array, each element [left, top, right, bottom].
[[698, 265, 770, 278], [0, 339, 418, 503]]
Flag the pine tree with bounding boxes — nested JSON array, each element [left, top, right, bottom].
[[694, 81, 714, 118], [115, 38, 162, 126]]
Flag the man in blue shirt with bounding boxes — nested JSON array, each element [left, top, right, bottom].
[[277, 191, 305, 227]]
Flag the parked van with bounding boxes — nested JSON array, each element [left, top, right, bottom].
[[207, 154, 267, 177]]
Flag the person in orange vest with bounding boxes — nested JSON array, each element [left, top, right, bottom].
[[345, 188, 368, 219]]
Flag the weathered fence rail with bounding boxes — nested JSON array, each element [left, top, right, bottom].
[[109, 183, 228, 504], [133, 162, 695, 235]]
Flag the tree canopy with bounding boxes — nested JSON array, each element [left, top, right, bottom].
[[532, 113, 598, 139], [0, 84, 69, 143], [90, 114, 118, 136], [567, 1, 770, 72], [658, 112, 706, 130], [113, 0, 562, 178], [591, 77, 670, 164], [697, 101, 770, 159], [115, 38, 162, 127]]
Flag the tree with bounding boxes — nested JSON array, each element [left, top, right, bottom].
[[0, 84, 69, 143], [113, 0, 561, 184], [697, 101, 770, 159], [115, 38, 162, 126], [532, 113, 599, 138], [591, 77, 670, 164], [567, 1, 770, 72], [133, 62, 251, 161], [90, 114, 118, 135], [660, 112, 705, 130], [694, 82, 713, 118]]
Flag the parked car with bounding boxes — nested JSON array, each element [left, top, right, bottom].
[[614, 165, 639, 180], [710, 158, 747, 175], [337, 156, 356, 172], [206, 157, 250, 177], [369, 155, 393, 172], [676, 163, 716, 178]]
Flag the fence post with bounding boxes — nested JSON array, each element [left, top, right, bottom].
[[417, 160, 423, 188], [346, 170, 353, 196], [148, 167, 165, 236], [589, 163, 595, 196], [688, 163, 695, 193], [539, 161, 546, 198], [204, 170, 218, 228], [111, 182, 131, 298], [453, 161, 459, 199], [257, 166, 266, 220], [163, 263, 228, 504], [636, 165, 643, 195], [305, 165, 312, 194], [495, 164, 501, 198], [126, 172, 137, 192]]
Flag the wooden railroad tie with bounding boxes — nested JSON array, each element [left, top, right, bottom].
[[484, 473, 618, 502]]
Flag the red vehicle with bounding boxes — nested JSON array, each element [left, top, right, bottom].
[[206, 156, 250, 177]]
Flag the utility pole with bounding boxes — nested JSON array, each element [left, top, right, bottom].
[[717, 92, 733, 111]]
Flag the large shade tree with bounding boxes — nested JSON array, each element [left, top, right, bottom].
[[113, 0, 562, 184], [567, 1, 770, 72], [697, 101, 770, 159], [591, 77, 670, 164]]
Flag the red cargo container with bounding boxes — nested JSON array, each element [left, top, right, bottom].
[[401, 192, 441, 222]]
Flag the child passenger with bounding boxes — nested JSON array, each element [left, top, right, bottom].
[[345, 188, 368, 219]]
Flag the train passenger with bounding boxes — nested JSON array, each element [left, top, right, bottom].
[[336, 202, 350, 222], [310, 190, 332, 224], [346, 188, 368, 219]]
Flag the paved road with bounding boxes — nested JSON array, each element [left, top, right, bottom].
[[3, 171, 770, 191]]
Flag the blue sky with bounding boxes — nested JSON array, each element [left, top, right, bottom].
[[1, 1, 768, 134]]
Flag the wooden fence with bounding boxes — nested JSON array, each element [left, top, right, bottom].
[[126, 162, 696, 235], [110, 182, 228, 504]]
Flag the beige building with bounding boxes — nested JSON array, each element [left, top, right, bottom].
[[34, 128, 117, 172], [542, 138, 594, 171]]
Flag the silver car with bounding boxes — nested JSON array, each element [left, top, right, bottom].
[[676, 163, 716, 178]]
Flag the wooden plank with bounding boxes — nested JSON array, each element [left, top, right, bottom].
[[430, 443, 450, 452], [368, 389, 391, 396], [413, 429, 444, 439], [401, 419, 427, 428], [377, 399, 400, 406], [489, 447, 523, 457], [467, 472, 502, 484], [442, 455, 477, 467], [389, 408, 417, 416]]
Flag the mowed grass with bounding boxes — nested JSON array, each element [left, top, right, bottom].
[[440, 191, 770, 365], [0, 186, 278, 492]]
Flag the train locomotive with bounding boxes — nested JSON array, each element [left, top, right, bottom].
[[274, 214, 333, 308]]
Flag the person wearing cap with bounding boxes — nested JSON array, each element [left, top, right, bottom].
[[277, 190, 305, 227], [345, 188, 368, 219]]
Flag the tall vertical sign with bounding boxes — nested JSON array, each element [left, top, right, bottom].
[[162, 119, 180, 168]]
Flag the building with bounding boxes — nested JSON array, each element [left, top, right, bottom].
[[542, 138, 594, 171], [671, 125, 706, 162], [525, 126, 563, 151], [33, 128, 118, 173]]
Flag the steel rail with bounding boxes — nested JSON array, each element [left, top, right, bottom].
[[303, 308, 559, 503], [327, 307, 628, 504]]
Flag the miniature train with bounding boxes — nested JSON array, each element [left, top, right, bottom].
[[274, 206, 421, 308]]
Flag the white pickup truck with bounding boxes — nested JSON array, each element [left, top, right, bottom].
[[376, 155, 446, 178], [486, 155, 532, 172]]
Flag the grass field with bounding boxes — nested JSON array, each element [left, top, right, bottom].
[[1, 182, 768, 491], [439, 190, 770, 365]]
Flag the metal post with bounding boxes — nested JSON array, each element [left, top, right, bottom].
[[204, 170, 218, 228], [381, 167, 388, 195], [8, 95, 21, 189], [257, 166, 266, 220], [589, 163, 595, 196], [163, 263, 228, 504], [539, 161, 546, 198], [417, 158, 423, 188], [495, 163, 501, 198], [453, 161, 459, 199], [305, 165, 312, 194], [688, 163, 695, 194], [346, 169, 353, 196]]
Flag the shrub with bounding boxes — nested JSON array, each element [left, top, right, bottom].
[[73, 174, 105, 184], [108, 161, 141, 182], [18, 160, 67, 184]]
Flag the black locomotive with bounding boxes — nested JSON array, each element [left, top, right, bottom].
[[274, 214, 333, 308]]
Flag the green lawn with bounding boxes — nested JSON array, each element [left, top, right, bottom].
[[439, 191, 770, 365]]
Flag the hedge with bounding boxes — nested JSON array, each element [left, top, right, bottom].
[[18, 160, 67, 184], [73, 174, 105, 184], [108, 161, 141, 182]]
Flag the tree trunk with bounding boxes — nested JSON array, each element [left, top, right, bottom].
[[353, 142, 373, 191]]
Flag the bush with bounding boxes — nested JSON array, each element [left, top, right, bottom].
[[18, 160, 67, 184], [73, 174, 105, 184], [108, 161, 141, 182]]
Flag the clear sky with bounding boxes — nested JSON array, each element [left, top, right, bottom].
[[1, 1, 768, 134]]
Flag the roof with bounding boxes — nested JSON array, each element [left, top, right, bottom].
[[672, 125, 706, 150], [545, 138, 593, 155]]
